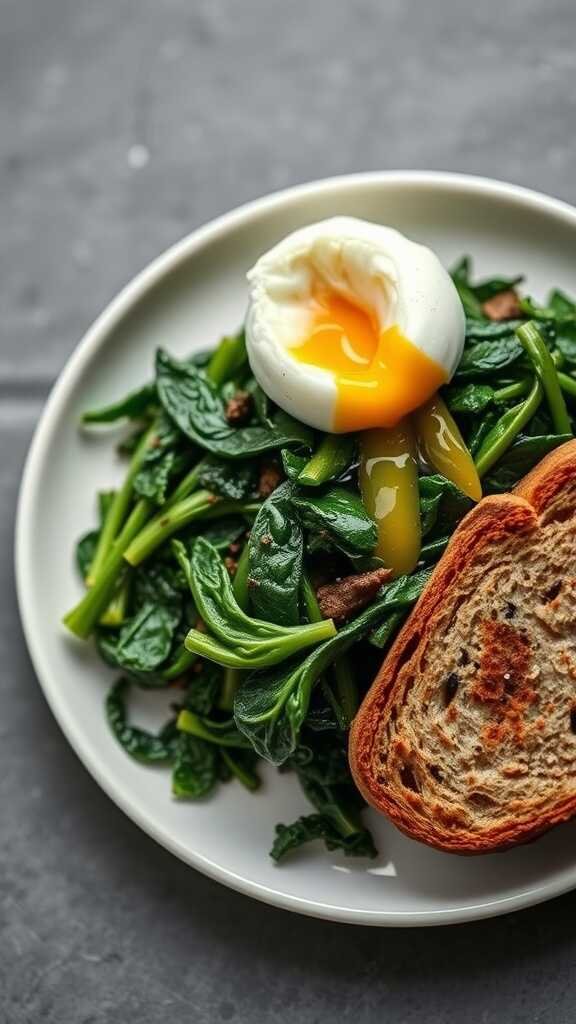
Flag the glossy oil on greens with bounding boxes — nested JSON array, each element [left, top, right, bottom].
[[65, 256, 576, 864]]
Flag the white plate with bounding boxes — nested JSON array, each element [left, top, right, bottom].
[[16, 171, 576, 927]]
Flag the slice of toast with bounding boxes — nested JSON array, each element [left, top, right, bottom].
[[349, 439, 576, 853]]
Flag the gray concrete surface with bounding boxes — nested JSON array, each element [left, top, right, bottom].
[[3, 0, 576, 1020]]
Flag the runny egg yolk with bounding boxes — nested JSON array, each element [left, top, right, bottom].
[[291, 290, 447, 431]]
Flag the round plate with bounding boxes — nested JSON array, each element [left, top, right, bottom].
[[16, 171, 576, 926]]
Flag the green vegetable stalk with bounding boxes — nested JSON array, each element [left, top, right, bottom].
[[87, 423, 158, 585], [474, 377, 543, 478], [175, 538, 337, 670], [205, 331, 247, 387], [302, 571, 358, 728], [297, 434, 356, 487], [63, 498, 152, 638], [219, 542, 251, 712], [123, 489, 216, 566], [234, 569, 431, 764], [515, 321, 572, 434]]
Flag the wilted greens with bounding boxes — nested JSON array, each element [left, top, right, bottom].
[[64, 256, 576, 863]]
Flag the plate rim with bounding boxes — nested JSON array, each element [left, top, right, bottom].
[[15, 169, 576, 927]]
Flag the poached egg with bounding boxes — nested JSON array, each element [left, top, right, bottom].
[[245, 217, 464, 433]]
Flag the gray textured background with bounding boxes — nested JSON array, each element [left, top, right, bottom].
[[3, 1, 576, 1021]]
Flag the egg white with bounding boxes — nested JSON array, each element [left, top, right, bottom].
[[245, 217, 465, 433]]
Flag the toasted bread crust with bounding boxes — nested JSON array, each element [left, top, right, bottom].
[[349, 439, 576, 853]]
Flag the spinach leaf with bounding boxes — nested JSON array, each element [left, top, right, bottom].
[[452, 277, 484, 319], [234, 570, 431, 764], [156, 349, 313, 459], [185, 515, 246, 552], [133, 413, 192, 506], [473, 275, 523, 302], [419, 475, 473, 539], [282, 449, 308, 481], [181, 663, 222, 716], [171, 733, 219, 798], [454, 337, 524, 380], [76, 531, 99, 580], [293, 487, 377, 558], [175, 538, 335, 670], [248, 481, 303, 626], [132, 554, 187, 609], [443, 383, 494, 415], [99, 602, 182, 683], [548, 288, 576, 317], [465, 318, 524, 341], [106, 679, 178, 763], [248, 381, 273, 425], [555, 321, 576, 365], [197, 454, 257, 500], [482, 434, 572, 493], [82, 382, 158, 424], [467, 410, 500, 455]]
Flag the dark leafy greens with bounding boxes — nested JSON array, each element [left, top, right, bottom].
[[66, 255, 576, 865], [156, 349, 313, 459], [234, 570, 431, 765], [248, 481, 304, 626], [293, 487, 377, 558]]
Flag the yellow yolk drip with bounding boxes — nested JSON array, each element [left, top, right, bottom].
[[413, 394, 482, 502], [291, 291, 447, 431]]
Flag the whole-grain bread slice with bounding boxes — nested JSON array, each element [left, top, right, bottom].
[[349, 439, 576, 853]]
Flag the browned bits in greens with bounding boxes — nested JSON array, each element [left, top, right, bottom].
[[65, 259, 576, 864]]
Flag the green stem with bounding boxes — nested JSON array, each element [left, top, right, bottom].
[[177, 710, 251, 748], [493, 379, 531, 405], [474, 377, 543, 478], [63, 499, 151, 638], [87, 423, 157, 585], [301, 573, 322, 622], [220, 749, 260, 791], [301, 573, 357, 725], [558, 371, 576, 399], [99, 578, 131, 627], [123, 490, 215, 566], [219, 545, 251, 712], [298, 434, 355, 487], [184, 618, 337, 670], [516, 321, 572, 434], [165, 458, 207, 507], [231, 541, 251, 609], [162, 646, 196, 681], [206, 333, 247, 387]]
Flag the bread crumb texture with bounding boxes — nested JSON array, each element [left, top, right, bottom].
[[350, 442, 576, 852]]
